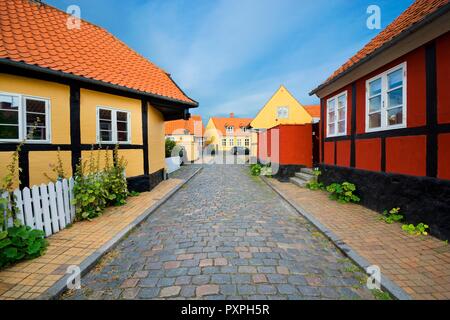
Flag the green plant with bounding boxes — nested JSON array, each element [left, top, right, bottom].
[[306, 168, 324, 190], [402, 223, 429, 236], [260, 165, 272, 177], [44, 147, 66, 182], [326, 182, 360, 204], [371, 289, 392, 300], [0, 225, 47, 269], [380, 207, 404, 224], [104, 146, 129, 207], [129, 191, 140, 197], [165, 139, 177, 158], [250, 164, 262, 176]]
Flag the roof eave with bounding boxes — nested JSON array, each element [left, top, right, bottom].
[[309, 2, 450, 97], [0, 58, 199, 108]]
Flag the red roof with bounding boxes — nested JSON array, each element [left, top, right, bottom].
[[303, 105, 320, 118], [210, 117, 253, 135], [165, 115, 204, 136], [0, 0, 196, 105], [313, 0, 450, 93]]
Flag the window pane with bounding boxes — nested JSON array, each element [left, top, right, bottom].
[[100, 120, 112, 131], [117, 131, 128, 142], [338, 108, 345, 121], [100, 130, 112, 142], [369, 78, 382, 96], [338, 95, 346, 109], [117, 112, 127, 122], [0, 110, 19, 125], [117, 121, 127, 132], [328, 124, 335, 135], [369, 113, 381, 128], [27, 126, 46, 140], [328, 111, 335, 123], [369, 96, 381, 113], [328, 99, 335, 112], [99, 109, 112, 120], [388, 107, 403, 126], [388, 88, 403, 108], [26, 99, 46, 113], [388, 68, 403, 89], [0, 125, 19, 139], [0, 95, 19, 110], [338, 121, 345, 134], [26, 112, 45, 126]]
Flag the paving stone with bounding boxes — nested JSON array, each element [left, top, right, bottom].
[[257, 284, 277, 295], [267, 274, 288, 284], [192, 275, 211, 285], [220, 284, 237, 296], [175, 276, 192, 286], [214, 258, 228, 266], [238, 285, 257, 295], [163, 261, 181, 269], [121, 287, 140, 299], [252, 274, 268, 284], [120, 278, 139, 289], [196, 285, 219, 297], [157, 278, 175, 287], [211, 274, 231, 284], [160, 286, 181, 298], [277, 284, 298, 295], [180, 285, 196, 298], [138, 287, 160, 299], [238, 266, 258, 274]]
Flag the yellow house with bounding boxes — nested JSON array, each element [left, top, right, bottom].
[[0, 0, 197, 191], [251, 85, 320, 130], [205, 113, 253, 153], [165, 115, 204, 162]]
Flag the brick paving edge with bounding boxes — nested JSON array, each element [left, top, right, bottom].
[[260, 176, 412, 301], [38, 167, 204, 300]]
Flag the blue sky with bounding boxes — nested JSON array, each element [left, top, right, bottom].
[[47, 0, 414, 120]]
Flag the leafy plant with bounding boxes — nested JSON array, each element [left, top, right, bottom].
[[326, 182, 360, 204], [306, 168, 324, 190], [380, 207, 404, 224], [44, 147, 66, 182], [0, 225, 47, 269], [165, 139, 177, 158], [250, 164, 262, 176], [402, 223, 429, 236], [104, 146, 129, 207]]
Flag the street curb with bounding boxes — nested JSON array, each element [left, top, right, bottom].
[[39, 166, 203, 300], [261, 176, 412, 301]]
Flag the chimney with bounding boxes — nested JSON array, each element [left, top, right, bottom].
[[230, 113, 235, 118]]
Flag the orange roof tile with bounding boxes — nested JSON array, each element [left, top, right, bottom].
[[165, 115, 204, 136], [312, 0, 450, 94], [0, 0, 196, 105], [210, 117, 253, 136], [303, 105, 321, 118]]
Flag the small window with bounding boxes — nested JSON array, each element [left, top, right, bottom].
[[366, 63, 406, 132], [0, 93, 50, 142], [222, 139, 227, 147], [229, 139, 234, 147], [97, 107, 130, 144], [277, 107, 289, 119], [237, 139, 242, 147], [245, 138, 250, 147], [226, 126, 234, 134], [327, 91, 347, 137]]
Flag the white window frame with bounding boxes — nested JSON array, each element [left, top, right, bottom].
[[222, 138, 227, 147], [277, 107, 289, 119], [326, 91, 347, 138], [0, 91, 51, 143], [96, 106, 131, 144], [229, 138, 234, 147], [226, 126, 234, 134], [245, 138, 250, 147], [365, 62, 407, 133]]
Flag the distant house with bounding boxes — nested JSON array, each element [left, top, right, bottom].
[[310, 0, 450, 239], [251, 85, 320, 130], [205, 114, 253, 154], [0, 0, 197, 191], [165, 115, 204, 162]]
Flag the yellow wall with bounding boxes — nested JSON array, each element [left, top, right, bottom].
[[204, 119, 252, 152], [29, 151, 72, 186], [118, 149, 144, 177], [80, 89, 142, 145], [80, 149, 114, 173], [250, 85, 313, 130], [0, 152, 19, 189], [0, 73, 71, 144], [148, 104, 165, 173]]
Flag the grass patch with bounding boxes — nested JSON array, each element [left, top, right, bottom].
[[371, 289, 393, 300]]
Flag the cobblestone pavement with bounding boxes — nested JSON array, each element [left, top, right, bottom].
[[62, 165, 376, 300]]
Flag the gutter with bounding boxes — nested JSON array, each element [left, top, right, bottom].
[[309, 3, 450, 96], [0, 58, 199, 108]]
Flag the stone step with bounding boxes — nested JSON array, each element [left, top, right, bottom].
[[295, 172, 315, 182], [300, 167, 314, 175], [290, 177, 308, 188]]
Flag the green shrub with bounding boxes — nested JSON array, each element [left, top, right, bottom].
[[0, 226, 47, 269], [306, 168, 324, 190], [326, 182, 360, 204], [165, 139, 177, 158], [402, 223, 429, 236], [104, 147, 129, 207], [380, 207, 403, 224], [250, 164, 262, 176]]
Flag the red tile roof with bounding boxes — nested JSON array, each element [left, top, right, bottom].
[[165, 115, 204, 136], [303, 105, 321, 118], [210, 117, 253, 136], [312, 0, 450, 94], [0, 0, 196, 105]]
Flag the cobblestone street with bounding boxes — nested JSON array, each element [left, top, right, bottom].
[[62, 164, 375, 300]]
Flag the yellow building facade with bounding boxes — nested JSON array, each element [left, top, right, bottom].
[[165, 115, 204, 162]]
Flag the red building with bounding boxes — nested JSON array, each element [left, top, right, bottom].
[[310, 0, 450, 239]]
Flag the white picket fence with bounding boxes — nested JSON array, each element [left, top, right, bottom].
[[1, 178, 75, 237]]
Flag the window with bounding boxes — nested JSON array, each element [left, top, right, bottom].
[[226, 126, 234, 134], [0, 92, 50, 142], [241, 127, 248, 133], [237, 139, 242, 147], [245, 138, 250, 147], [366, 63, 406, 132], [97, 107, 130, 144], [229, 138, 234, 147], [327, 91, 347, 137], [222, 138, 226, 147], [277, 107, 289, 119]]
